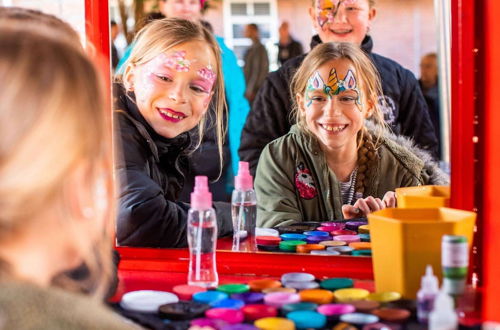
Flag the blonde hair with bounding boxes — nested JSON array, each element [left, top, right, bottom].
[[311, 0, 376, 7], [291, 42, 386, 195], [117, 18, 227, 174], [0, 27, 113, 296]]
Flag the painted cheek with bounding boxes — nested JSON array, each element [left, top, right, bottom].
[[137, 71, 157, 103]]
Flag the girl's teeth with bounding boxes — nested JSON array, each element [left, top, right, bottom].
[[322, 124, 346, 132], [160, 109, 183, 119]]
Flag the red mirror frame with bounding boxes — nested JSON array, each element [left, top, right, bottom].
[[85, 0, 500, 321]]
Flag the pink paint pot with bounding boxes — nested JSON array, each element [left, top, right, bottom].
[[264, 292, 301, 308], [333, 235, 361, 243], [331, 229, 357, 236], [317, 226, 341, 232], [206, 308, 244, 324], [320, 222, 346, 230], [317, 303, 356, 316]]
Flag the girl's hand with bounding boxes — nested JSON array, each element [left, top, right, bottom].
[[342, 196, 386, 219], [382, 191, 396, 208]]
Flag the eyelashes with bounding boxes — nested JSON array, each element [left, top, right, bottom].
[[153, 74, 209, 94]]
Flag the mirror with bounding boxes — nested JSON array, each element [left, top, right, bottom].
[[110, 0, 450, 252]]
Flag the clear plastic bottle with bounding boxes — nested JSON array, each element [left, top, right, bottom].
[[231, 161, 257, 252], [187, 176, 218, 288], [418, 265, 440, 325], [429, 289, 458, 330]]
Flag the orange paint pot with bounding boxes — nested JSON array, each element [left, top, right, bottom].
[[299, 289, 334, 305], [319, 240, 346, 247], [348, 242, 372, 250], [248, 279, 282, 292], [296, 244, 326, 253]]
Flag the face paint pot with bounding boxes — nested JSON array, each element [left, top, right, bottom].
[[359, 234, 371, 242], [320, 240, 347, 247], [327, 246, 354, 254], [211, 298, 245, 309], [221, 324, 258, 330], [280, 233, 307, 241], [205, 308, 244, 324], [333, 235, 361, 243], [352, 249, 372, 256], [262, 287, 297, 294], [231, 292, 265, 304], [320, 278, 354, 291], [242, 304, 278, 321], [345, 221, 368, 232], [321, 222, 346, 230], [264, 292, 301, 308], [339, 313, 380, 326], [317, 303, 356, 316], [307, 235, 332, 244], [350, 300, 381, 313], [279, 240, 307, 252], [286, 310, 327, 329], [248, 279, 282, 292], [256, 236, 281, 246], [371, 308, 411, 323], [304, 230, 330, 237], [158, 301, 210, 320], [217, 284, 249, 295], [317, 226, 342, 232], [367, 292, 402, 303], [172, 284, 207, 300], [358, 225, 370, 234], [120, 290, 179, 313], [256, 228, 280, 237], [349, 242, 372, 250], [192, 290, 228, 305], [333, 288, 370, 302], [281, 302, 318, 314], [299, 289, 335, 304], [284, 281, 320, 290], [254, 317, 295, 330], [190, 317, 228, 329], [311, 249, 341, 256], [281, 272, 315, 284], [332, 230, 358, 236]]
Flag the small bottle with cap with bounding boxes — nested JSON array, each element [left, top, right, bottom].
[[187, 176, 218, 288], [417, 264, 440, 324], [231, 161, 257, 252], [429, 289, 458, 330]]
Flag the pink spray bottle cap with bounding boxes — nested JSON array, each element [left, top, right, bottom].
[[235, 161, 253, 190], [190, 176, 212, 210]]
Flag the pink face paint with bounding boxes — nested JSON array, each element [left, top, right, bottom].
[[164, 50, 192, 72]]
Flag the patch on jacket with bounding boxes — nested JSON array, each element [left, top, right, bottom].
[[295, 162, 317, 200]]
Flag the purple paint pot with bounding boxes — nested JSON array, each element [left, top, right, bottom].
[[231, 292, 264, 304], [333, 235, 361, 243], [304, 230, 330, 237], [345, 221, 368, 231], [320, 222, 345, 230], [190, 317, 228, 328], [221, 324, 259, 330], [263, 292, 301, 307], [306, 235, 331, 244]]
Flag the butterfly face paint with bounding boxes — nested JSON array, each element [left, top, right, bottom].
[[164, 50, 192, 72], [316, 0, 359, 27], [305, 68, 362, 107]]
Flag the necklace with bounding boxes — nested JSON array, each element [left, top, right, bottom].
[[345, 167, 358, 205]]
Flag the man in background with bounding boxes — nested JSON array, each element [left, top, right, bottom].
[[243, 23, 269, 104], [277, 21, 303, 66]]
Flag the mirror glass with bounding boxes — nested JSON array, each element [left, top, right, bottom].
[[110, 0, 450, 251]]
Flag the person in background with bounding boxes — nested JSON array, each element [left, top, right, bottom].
[[111, 20, 120, 70], [239, 0, 439, 176], [243, 23, 269, 104], [277, 21, 304, 66], [255, 43, 448, 228], [114, 18, 233, 248], [419, 52, 441, 156], [0, 24, 136, 329]]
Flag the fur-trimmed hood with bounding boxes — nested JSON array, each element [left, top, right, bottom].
[[366, 120, 449, 186]]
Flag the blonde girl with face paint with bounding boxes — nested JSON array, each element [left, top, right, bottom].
[[0, 26, 135, 328], [255, 43, 448, 228], [114, 18, 233, 247]]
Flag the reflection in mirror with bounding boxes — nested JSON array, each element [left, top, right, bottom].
[[111, 0, 450, 253]]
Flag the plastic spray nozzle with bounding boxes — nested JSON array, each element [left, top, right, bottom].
[[235, 161, 253, 190], [421, 264, 439, 293], [191, 175, 212, 210]]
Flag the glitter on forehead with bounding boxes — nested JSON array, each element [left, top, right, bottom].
[[197, 65, 217, 84], [164, 50, 191, 72]]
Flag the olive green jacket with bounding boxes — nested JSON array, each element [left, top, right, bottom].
[[255, 125, 448, 228]]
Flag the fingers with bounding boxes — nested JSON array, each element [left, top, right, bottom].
[[342, 204, 361, 219], [383, 191, 397, 208], [352, 196, 385, 217]]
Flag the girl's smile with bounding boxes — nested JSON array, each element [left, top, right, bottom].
[[126, 40, 217, 139]]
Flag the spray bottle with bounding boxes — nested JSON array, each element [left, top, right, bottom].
[[429, 289, 458, 330], [231, 161, 257, 252], [187, 176, 218, 288], [417, 265, 440, 324]]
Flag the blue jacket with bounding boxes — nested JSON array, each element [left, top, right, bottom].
[[115, 37, 250, 175]]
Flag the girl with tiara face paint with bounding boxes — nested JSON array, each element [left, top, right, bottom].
[[255, 43, 448, 228], [115, 18, 233, 247]]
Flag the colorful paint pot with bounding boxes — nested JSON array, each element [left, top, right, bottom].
[[254, 317, 295, 330], [221, 324, 258, 330], [281, 272, 315, 283], [366, 291, 402, 303], [317, 303, 356, 316], [242, 304, 278, 321], [120, 290, 179, 313], [333, 235, 361, 243], [193, 291, 228, 305], [231, 292, 264, 304], [206, 307, 244, 324], [306, 235, 331, 244], [320, 278, 354, 291], [327, 246, 354, 254], [211, 298, 245, 309], [256, 228, 279, 237], [340, 313, 379, 325], [359, 234, 371, 242], [371, 308, 411, 323], [349, 242, 372, 250], [217, 284, 249, 294], [281, 302, 318, 314], [299, 289, 334, 304], [172, 284, 206, 300], [310, 250, 341, 256], [280, 233, 307, 241], [317, 226, 341, 232], [287, 310, 327, 329], [352, 249, 372, 256], [248, 279, 282, 292], [319, 240, 347, 247], [284, 281, 319, 290], [264, 292, 301, 308], [350, 300, 381, 313], [345, 221, 368, 231], [279, 240, 307, 252], [358, 225, 370, 234], [256, 236, 281, 246], [321, 222, 346, 230], [304, 230, 330, 237], [331, 229, 357, 236], [333, 288, 370, 302], [190, 317, 228, 329], [296, 244, 326, 253], [158, 301, 209, 320], [262, 287, 297, 294]]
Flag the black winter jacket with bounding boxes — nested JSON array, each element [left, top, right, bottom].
[[113, 85, 233, 248], [239, 35, 439, 175]]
